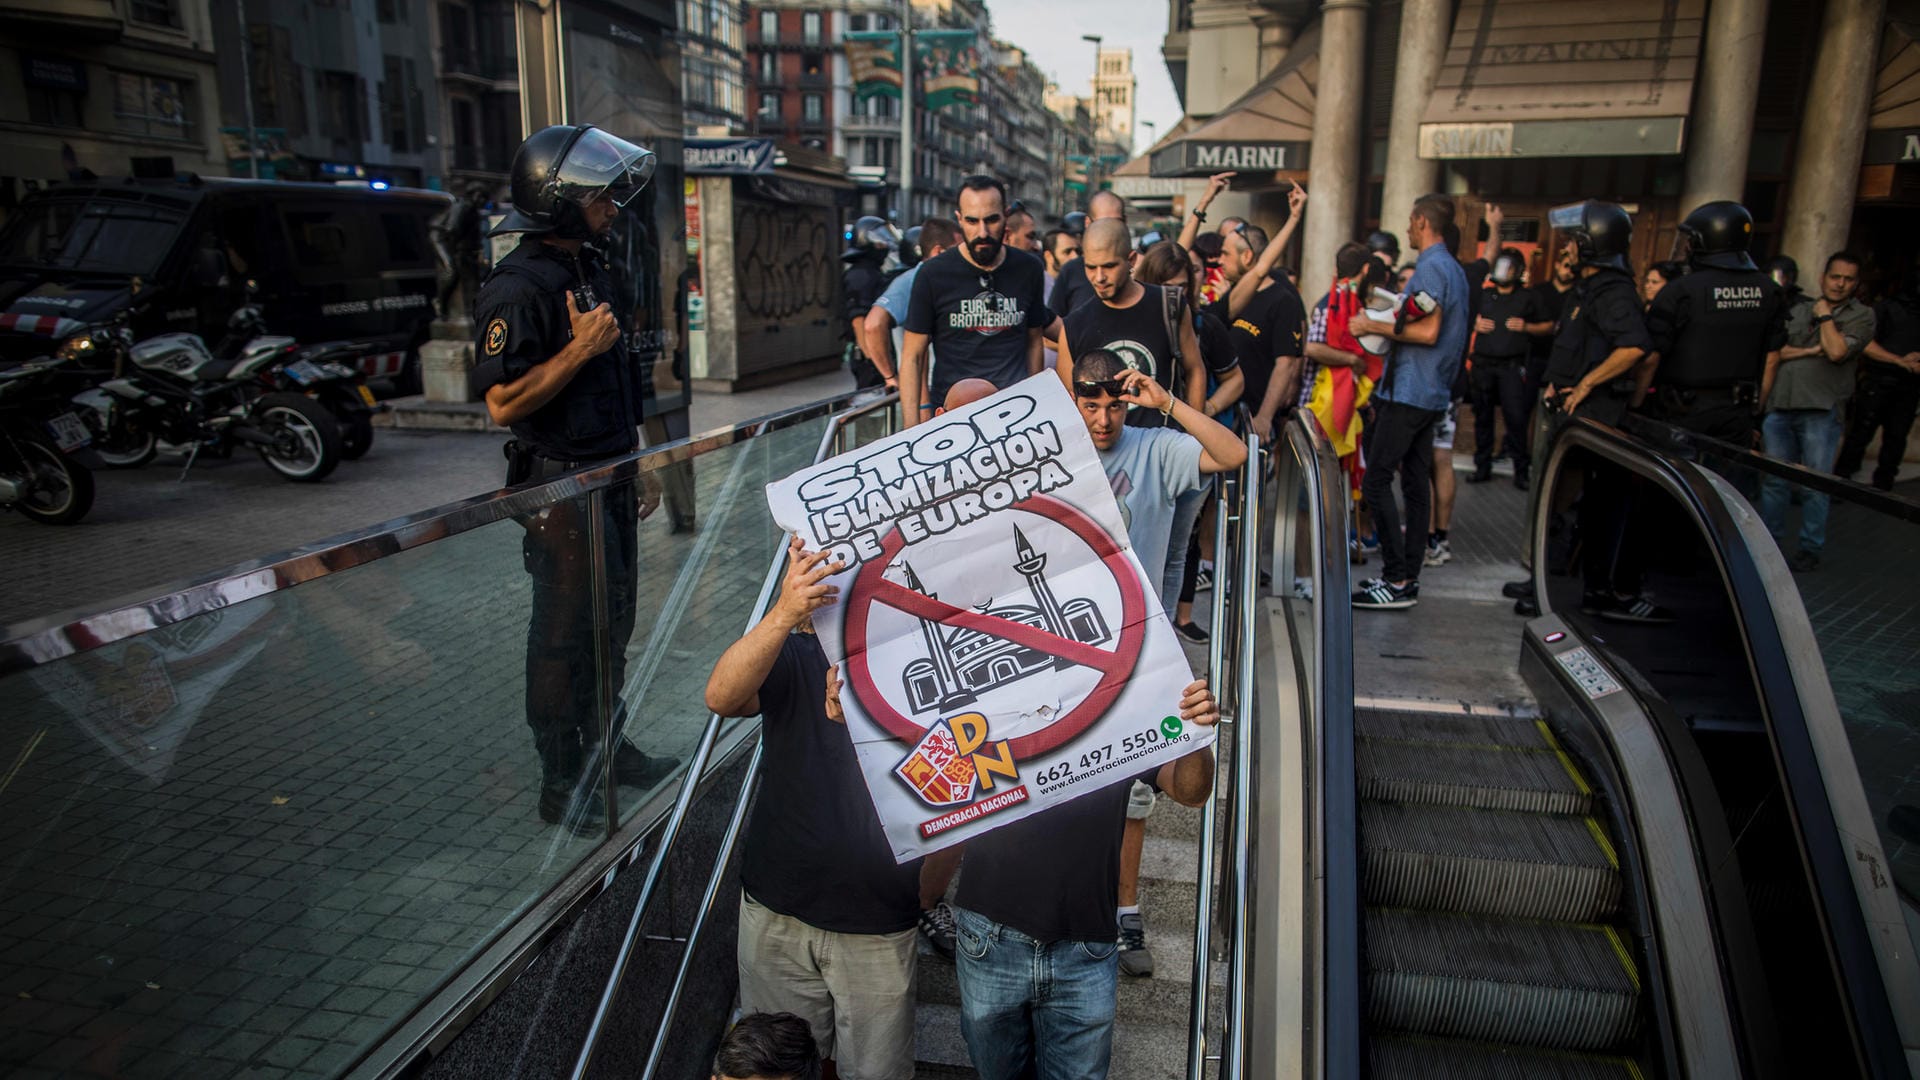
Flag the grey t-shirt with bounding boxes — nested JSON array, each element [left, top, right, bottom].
[[1098, 425, 1206, 601], [1772, 296, 1875, 410]]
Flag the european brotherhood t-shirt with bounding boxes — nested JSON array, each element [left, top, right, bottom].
[[1098, 425, 1206, 598], [905, 246, 1051, 399]]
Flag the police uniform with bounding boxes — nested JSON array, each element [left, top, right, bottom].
[[844, 253, 890, 389], [1541, 268, 1649, 428], [1642, 267, 1787, 442], [471, 237, 647, 812]]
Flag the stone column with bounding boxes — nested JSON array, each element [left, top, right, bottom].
[[1780, 0, 1886, 273], [1379, 0, 1449, 240], [1680, 0, 1768, 210], [1302, 0, 1370, 298]]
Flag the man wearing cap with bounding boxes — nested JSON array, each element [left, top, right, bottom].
[[470, 124, 676, 835]]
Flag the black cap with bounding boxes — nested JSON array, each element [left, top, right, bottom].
[[1678, 200, 1758, 271]]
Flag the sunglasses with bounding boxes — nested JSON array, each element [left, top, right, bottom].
[[1074, 379, 1128, 398]]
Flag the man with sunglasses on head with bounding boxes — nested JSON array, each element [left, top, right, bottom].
[[470, 123, 675, 835], [900, 175, 1052, 427], [938, 353, 1239, 1080]]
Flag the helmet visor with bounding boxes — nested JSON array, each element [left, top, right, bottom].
[[1546, 202, 1588, 231], [1490, 253, 1524, 286], [551, 129, 657, 210]]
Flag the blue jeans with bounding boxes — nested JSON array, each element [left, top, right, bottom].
[[1760, 407, 1843, 554], [952, 906, 1119, 1080], [1161, 486, 1208, 609]]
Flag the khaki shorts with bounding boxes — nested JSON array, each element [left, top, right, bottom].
[[737, 892, 917, 1080], [1127, 779, 1157, 821]]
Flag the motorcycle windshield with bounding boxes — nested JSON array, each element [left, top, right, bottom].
[[549, 129, 657, 210]]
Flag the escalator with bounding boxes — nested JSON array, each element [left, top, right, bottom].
[[1244, 412, 1920, 1079]]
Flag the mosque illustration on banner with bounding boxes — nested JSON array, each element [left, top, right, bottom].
[[900, 525, 1111, 715]]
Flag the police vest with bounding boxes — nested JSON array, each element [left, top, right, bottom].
[[1658, 267, 1784, 389], [485, 244, 643, 461]]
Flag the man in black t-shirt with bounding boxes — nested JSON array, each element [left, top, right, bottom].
[[1058, 219, 1205, 427], [1466, 248, 1554, 484], [706, 538, 924, 1080], [901, 175, 1051, 426], [1836, 280, 1920, 490], [1047, 189, 1127, 321], [1204, 222, 1307, 441]]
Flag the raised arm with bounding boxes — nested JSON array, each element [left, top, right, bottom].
[[1227, 182, 1307, 320], [1178, 172, 1236, 250], [1115, 368, 1247, 473]]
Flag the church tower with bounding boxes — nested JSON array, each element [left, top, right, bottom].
[[903, 562, 972, 710]]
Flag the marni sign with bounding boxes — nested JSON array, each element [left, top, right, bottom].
[[1863, 128, 1920, 166], [1151, 140, 1310, 177]]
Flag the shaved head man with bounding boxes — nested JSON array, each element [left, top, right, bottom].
[[1051, 194, 1131, 321], [943, 378, 1000, 412], [1081, 220, 1132, 299]]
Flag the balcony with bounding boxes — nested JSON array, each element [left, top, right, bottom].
[[842, 113, 898, 133], [799, 116, 830, 134], [752, 30, 828, 49], [753, 116, 788, 136], [798, 72, 828, 88]]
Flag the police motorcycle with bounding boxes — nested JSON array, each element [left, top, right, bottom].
[[63, 299, 345, 482], [0, 354, 95, 524], [247, 335, 381, 460]]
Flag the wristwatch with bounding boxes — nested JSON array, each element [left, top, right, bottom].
[[1191, 209, 1207, 223]]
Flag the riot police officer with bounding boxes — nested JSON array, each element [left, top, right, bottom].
[[470, 123, 673, 835], [1511, 201, 1669, 622], [842, 215, 898, 390], [1640, 201, 1787, 443]]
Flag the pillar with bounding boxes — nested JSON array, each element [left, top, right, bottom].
[[1379, 0, 1449, 242], [1302, 0, 1369, 299], [1680, 0, 1768, 211], [1780, 0, 1886, 274]]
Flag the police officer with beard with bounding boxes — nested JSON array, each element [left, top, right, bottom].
[[1638, 201, 1787, 443], [843, 215, 898, 390], [470, 123, 674, 835]]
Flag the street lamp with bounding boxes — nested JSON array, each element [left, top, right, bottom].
[[1140, 119, 1157, 156]]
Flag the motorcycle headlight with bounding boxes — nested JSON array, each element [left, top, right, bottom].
[[57, 332, 99, 362]]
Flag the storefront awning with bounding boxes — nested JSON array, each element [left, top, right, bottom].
[[1419, 0, 1704, 159], [1147, 24, 1318, 178], [1864, 21, 1920, 165]]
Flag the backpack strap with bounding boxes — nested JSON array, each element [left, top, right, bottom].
[[1161, 284, 1184, 367]]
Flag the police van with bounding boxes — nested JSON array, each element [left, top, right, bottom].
[[0, 178, 450, 388]]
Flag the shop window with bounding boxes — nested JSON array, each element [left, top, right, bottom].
[[112, 71, 192, 140]]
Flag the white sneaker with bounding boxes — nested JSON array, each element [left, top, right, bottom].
[[1424, 538, 1452, 567], [1292, 576, 1314, 600]]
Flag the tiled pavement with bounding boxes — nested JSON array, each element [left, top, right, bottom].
[[0, 419, 828, 1079]]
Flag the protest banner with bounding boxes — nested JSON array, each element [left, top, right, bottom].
[[765, 374, 1208, 861]]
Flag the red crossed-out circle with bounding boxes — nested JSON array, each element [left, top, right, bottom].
[[842, 492, 1146, 759]]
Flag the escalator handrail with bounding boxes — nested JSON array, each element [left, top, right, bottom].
[[1624, 414, 1920, 522], [0, 387, 878, 676], [1285, 412, 1361, 1080], [1186, 461, 1240, 1079], [1538, 417, 1919, 1076]]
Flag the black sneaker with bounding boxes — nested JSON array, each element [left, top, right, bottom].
[[1502, 578, 1535, 600], [1193, 567, 1214, 593], [1173, 620, 1210, 644], [1118, 912, 1154, 977], [918, 901, 956, 959], [1583, 592, 1676, 624], [1353, 578, 1418, 610]]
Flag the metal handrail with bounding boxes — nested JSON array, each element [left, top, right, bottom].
[[1186, 463, 1236, 1078], [1221, 424, 1261, 1079], [0, 388, 877, 675], [576, 392, 898, 1078]]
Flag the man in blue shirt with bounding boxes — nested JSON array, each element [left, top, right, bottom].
[[862, 218, 959, 404], [1344, 193, 1471, 609]]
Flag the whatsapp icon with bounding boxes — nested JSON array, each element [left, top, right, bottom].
[[1160, 715, 1183, 740]]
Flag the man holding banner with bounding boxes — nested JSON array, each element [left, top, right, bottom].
[[765, 367, 1241, 1079]]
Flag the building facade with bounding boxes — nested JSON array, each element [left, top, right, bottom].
[[1142, 0, 1920, 305], [0, 0, 230, 193], [1092, 46, 1135, 157], [681, 0, 748, 133], [206, 0, 444, 189]]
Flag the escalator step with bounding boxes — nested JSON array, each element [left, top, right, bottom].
[[1357, 710, 1554, 751], [1369, 1035, 1644, 1079], [1357, 740, 1594, 815], [1366, 908, 1640, 1051], [1361, 802, 1623, 922]]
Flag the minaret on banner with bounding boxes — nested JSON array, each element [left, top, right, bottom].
[[903, 561, 975, 711], [1013, 524, 1071, 664]]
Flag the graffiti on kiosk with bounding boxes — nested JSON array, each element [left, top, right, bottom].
[[734, 200, 835, 321]]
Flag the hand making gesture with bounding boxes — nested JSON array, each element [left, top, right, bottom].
[[770, 534, 846, 631]]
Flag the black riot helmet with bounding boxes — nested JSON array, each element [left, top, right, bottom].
[[1548, 200, 1633, 273], [1367, 230, 1402, 263], [843, 215, 897, 261], [491, 124, 656, 238], [1489, 248, 1525, 288], [899, 225, 925, 270], [1061, 211, 1089, 237], [1677, 201, 1757, 271], [1766, 255, 1800, 291]]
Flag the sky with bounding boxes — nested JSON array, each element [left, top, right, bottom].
[[981, 0, 1183, 158]]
